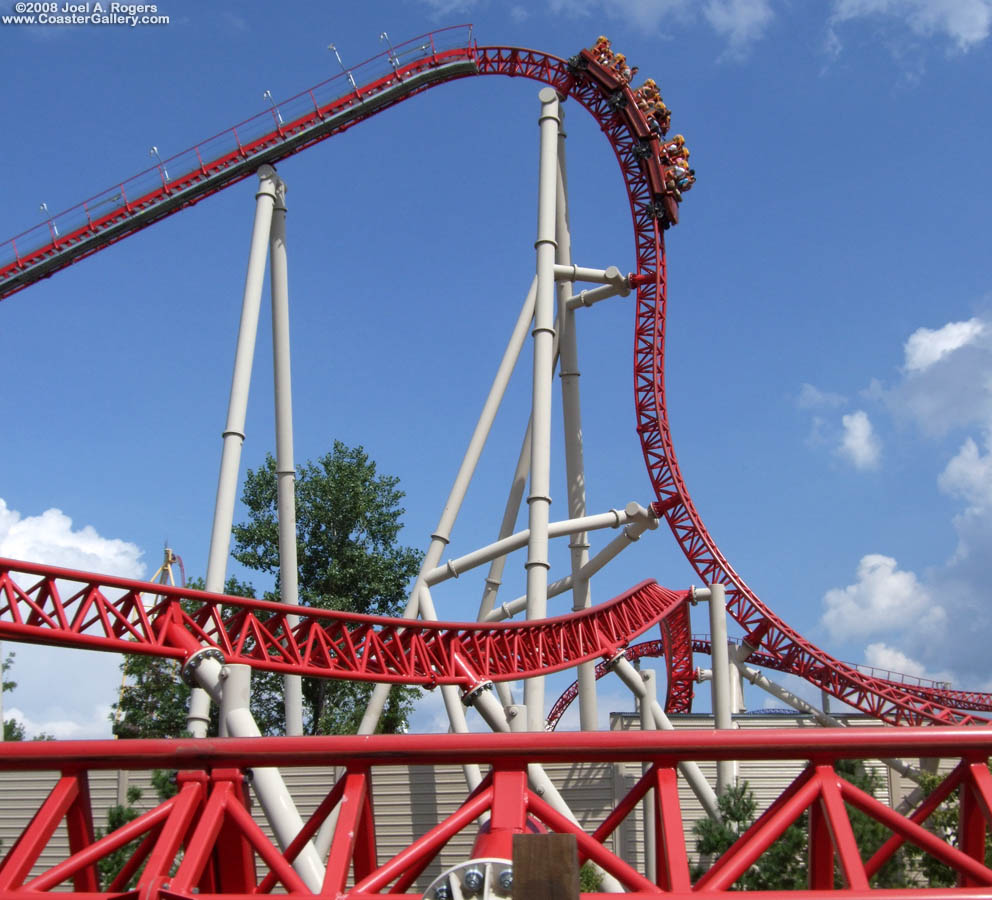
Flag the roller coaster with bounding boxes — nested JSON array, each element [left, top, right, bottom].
[[3, 25, 992, 897]]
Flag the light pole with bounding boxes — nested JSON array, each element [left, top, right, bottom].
[[263, 89, 283, 126], [149, 146, 170, 184], [39, 202, 58, 239], [328, 43, 358, 92], [380, 31, 401, 78]]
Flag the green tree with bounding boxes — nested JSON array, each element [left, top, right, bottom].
[[693, 782, 807, 889], [95, 785, 143, 889], [692, 762, 907, 889], [232, 442, 423, 734], [901, 767, 992, 887]]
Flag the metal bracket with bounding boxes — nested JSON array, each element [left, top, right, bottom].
[[181, 647, 226, 686]]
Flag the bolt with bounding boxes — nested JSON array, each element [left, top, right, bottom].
[[434, 883, 452, 900], [462, 867, 484, 893], [498, 869, 513, 892]]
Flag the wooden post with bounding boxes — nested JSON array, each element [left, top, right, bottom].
[[513, 833, 580, 900]]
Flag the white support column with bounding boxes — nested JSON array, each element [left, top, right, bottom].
[[218, 663, 251, 739], [190, 165, 280, 737], [706, 583, 735, 795], [554, 105, 597, 732], [269, 177, 303, 737], [524, 87, 561, 732], [640, 669, 658, 883], [186, 653, 324, 889]]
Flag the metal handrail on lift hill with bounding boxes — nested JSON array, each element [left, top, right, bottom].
[[0, 25, 479, 301]]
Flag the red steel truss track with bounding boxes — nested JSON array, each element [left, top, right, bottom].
[[1, 29, 988, 726], [0, 558, 687, 688]]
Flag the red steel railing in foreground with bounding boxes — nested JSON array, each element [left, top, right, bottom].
[[2, 728, 992, 898]]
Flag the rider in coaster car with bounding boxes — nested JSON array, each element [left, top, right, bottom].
[[634, 78, 662, 108], [592, 35, 613, 65], [612, 53, 633, 83], [661, 135, 687, 162]]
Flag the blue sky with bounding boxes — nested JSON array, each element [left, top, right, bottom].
[[1, 0, 991, 738]]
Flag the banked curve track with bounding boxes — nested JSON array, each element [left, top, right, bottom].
[[1, 29, 989, 727]]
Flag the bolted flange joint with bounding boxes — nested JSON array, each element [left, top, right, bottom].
[[181, 647, 226, 686], [603, 648, 627, 672], [461, 679, 495, 707]]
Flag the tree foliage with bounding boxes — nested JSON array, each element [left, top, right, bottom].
[[692, 762, 908, 889], [112, 442, 422, 739], [3, 652, 23, 741], [231, 442, 422, 734], [901, 768, 992, 886], [95, 785, 143, 889]]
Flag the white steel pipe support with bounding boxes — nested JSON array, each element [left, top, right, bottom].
[[555, 113, 596, 732], [524, 87, 561, 732], [476, 418, 532, 622], [482, 508, 658, 623], [193, 165, 280, 736], [707, 584, 735, 795], [205, 165, 280, 594], [611, 655, 720, 820], [428, 504, 652, 588], [552, 263, 627, 286], [477, 307, 564, 623], [218, 663, 251, 739], [187, 655, 324, 890], [269, 178, 304, 738], [565, 281, 631, 310]]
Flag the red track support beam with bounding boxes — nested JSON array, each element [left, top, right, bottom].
[[652, 764, 690, 892]]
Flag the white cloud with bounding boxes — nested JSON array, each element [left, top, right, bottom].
[[863, 642, 953, 684], [904, 317, 986, 372], [0, 498, 145, 740], [5, 702, 116, 741], [797, 382, 847, 409], [877, 315, 992, 436], [0, 498, 145, 577], [838, 410, 882, 469], [939, 434, 992, 508], [830, 0, 992, 50], [821, 553, 945, 640], [704, 0, 775, 51], [813, 311, 992, 692]]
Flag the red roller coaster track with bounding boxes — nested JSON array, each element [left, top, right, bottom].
[[1, 28, 987, 726], [0, 558, 687, 689], [5, 26, 992, 896]]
